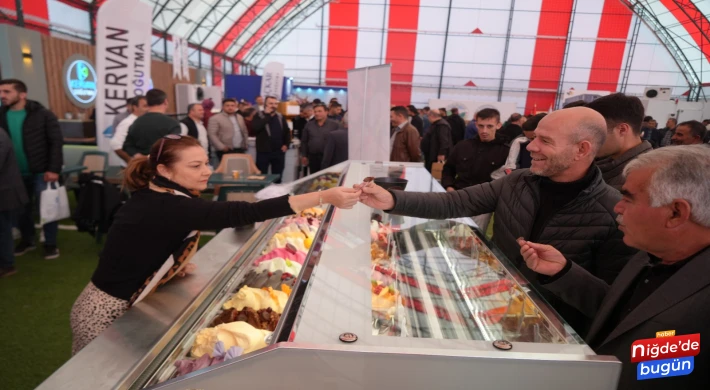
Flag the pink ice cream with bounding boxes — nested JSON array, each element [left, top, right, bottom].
[[255, 247, 307, 265]]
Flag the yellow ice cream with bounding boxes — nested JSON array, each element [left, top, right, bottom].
[[191, 321, 271, 357], [223, 286, 289, 313]]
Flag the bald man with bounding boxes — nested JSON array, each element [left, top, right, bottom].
[[357, 107, 637, 334]]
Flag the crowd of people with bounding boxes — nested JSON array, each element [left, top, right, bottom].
[[2, 74, 710, 388]]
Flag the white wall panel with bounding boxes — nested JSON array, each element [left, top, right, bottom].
[[48, 0, 91, 36], [355, 0, 387, 68], [227, 0, 290, 57], [411, 0, 447, 100], [260, 3, 327, 84]]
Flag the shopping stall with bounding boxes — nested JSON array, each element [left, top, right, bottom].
[[38, 162, 621, 390]]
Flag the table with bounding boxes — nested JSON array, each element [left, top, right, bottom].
[[61, 165, 87, 175], [208, 173, 279, 187]]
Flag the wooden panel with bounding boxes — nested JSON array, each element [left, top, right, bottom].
[[150, 60, 198, 115], [41, 35, 198, 117], [41, 35, 95, 119]]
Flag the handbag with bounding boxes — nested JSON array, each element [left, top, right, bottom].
[[40, 181, 71, 225]]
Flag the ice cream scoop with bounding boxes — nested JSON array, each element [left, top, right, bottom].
[[223, 286, 289, 313], [191, 321, 270, 358], [255, 247, 307, 265], [255, 258, 302, 275]]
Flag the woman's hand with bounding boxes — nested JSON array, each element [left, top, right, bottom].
[[177, 263, 197, 278], [353, 182, 395, 210], [323, 187, 361, 209], [517, 239, 567, 276]]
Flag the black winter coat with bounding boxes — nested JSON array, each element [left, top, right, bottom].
[[420, 119, 452, 170], [0, 100, 63, 174], [251, 112, 291, 153], [441, 134, 510, 190]]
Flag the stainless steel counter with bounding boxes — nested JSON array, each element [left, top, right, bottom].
[[36, 223, 276, 390]]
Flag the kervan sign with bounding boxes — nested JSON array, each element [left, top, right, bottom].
[[62, 55, 97, 108], [95, 0, 152, 165], [260, 62, 285, 100]]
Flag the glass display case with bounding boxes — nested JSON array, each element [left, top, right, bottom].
[[38, 161, 621, 390]]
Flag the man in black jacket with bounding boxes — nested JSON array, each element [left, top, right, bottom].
[[123, 89, 181, 158], [447, 107, 466, 145], [442, 108, 509, 191], [420, 110, 452, 172], [519, 145, 710, 390], [322, 112, 349, 169], [407, 105, 424, 137], [442, 108, 509, 231], [0, 129, 29, 276], [499, 113, 526, 142], [0, 79, 63, 259], [251, 96, 291, 183], [357, 107, 637, 334]]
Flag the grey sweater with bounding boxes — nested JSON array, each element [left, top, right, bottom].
[[300, 119, 339, 156]]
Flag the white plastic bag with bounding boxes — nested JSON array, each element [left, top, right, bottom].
[[40, 182, 70, 225]]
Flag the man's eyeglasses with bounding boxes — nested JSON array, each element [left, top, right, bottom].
[[156, 134, 183, 162]]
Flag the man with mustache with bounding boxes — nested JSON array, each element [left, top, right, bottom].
[[518, 145, 710, 389], [356, 107, 637, 333]]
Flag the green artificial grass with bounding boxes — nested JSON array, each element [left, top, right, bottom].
[[0, 221, 213, 390]]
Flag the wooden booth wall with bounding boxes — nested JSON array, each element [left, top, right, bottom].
[[41, 34, 197, 118]]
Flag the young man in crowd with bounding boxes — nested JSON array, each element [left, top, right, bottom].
[[180, 103, 209, 151], [111, 97, 134, 133], [499, 113, 526, 141], [322, 112, 349, 169], [0, 79, 63, 259], [407, 105, 424, 136], [252, 96, 291, 183], [0, 129, 29, 276], [447, 107, 466, 145], [420, 109, 452, 172], [357, 107, 637, 334], [111, 96, 148, 166], [207, 98, 249, 160], [300, 104, 339, 174], [122, 89, 181, 158], [498, 113, 545, 173], [389, 106, 421, 163], [291, 103, 314, 140], [671, 120, 707, 146], [328, 102, 343, 121], [442, 108, 509, 231], [519, 145, 710, 389], [586, 93, 652, 191]]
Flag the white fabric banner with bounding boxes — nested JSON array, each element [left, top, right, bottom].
[[173, 37, 182, 79], [181, 38, 190, 81], [347, 64, 391, 162], [95, 0, 152, 165], [428, 99, 517, 122], [260, 62, 285, 99]]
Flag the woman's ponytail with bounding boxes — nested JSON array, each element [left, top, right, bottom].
[[122, 155, 154, 190]]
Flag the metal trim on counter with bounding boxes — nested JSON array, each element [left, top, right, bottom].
[[36, 222, 277, 390], [146, 343, 621, 390]]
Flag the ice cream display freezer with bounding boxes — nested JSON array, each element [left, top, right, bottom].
[[38, 161, 621, 390]]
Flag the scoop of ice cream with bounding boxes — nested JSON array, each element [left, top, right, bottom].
[[223, 286, 289, 313], [300, 207, 325, 219], [255, 248, 306, 265], [262, 234, 307, 254], [191, 321, 271, 357], [255, 258, 302, 275]]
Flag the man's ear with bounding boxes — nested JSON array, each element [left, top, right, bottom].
[[576, 140, 593, 160], [667, 199, 692, 228]]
